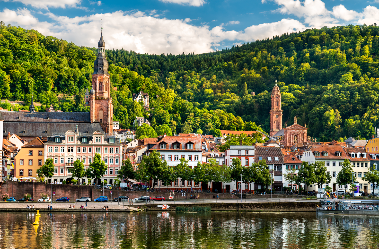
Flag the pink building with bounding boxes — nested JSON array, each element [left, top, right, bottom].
[[44, 129, 122, 185]]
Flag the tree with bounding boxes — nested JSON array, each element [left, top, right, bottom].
[[37, 158, 54, 182], [72, 159, 85, 184], [136, 123, 158, 139], [172, 158, 193, 184], [336, 159, 355, 193], [298, 162, 317, 193], [284, 166, 297, 191], [253, 160, 271, 191], [230, 158, 244, 183], [362, 167, 379, 195], [85, 153, 107, 185], [135, 151, 165, 188], [314, 161, 331, 189], [160, 164, 175, 187], [155, 124, 173, 136], [118, 159, 136, 183]]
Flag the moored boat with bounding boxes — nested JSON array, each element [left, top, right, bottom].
[[317, 199, 379, 216]]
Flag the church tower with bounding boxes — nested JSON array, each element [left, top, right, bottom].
[[90, 29, 113, 135], [270, 81, 282, 137]]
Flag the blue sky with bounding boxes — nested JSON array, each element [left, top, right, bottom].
[[1, 0, 379, 54]]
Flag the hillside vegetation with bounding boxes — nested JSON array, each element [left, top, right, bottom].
[[1, 21, 379, 140]]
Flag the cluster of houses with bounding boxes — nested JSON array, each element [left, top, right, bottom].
[[1, 32, 378, 195]]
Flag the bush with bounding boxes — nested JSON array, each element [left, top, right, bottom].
[[62, 180, 66, 185], [24, 193, 32, 201], [2, 193, 9, 201]]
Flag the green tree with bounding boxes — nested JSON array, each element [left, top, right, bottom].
[[172, 158, 194, 183], [136, 123, 158, 139], [117, 159, 136, 182], [298, 162, 317, 193], [230, 158, 244, 183], [135, 151, 165, 188], [363, 167, 379, 195], [314, 161, 331, 189], [284, 166, 297, 191], [72, 159, 85, 184], [85, 153, 107, 185], [37, 158, 54, 182], [336, 159, 355, 193], [155, 124, 173, 136]]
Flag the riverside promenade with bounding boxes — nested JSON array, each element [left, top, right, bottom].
[[0, 198, 320, 212]]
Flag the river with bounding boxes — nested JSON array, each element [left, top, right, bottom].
[[0, 211, 379, 249]]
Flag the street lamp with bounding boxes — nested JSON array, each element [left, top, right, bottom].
[[240, 173, 242, 203], [271, 173, 273, 199]]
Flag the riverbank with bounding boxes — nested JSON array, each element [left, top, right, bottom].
[[0, 199, 319, 213]]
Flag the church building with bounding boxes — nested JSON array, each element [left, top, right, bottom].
[[1, 31, 114, 140], [269, 82, 308, 148]]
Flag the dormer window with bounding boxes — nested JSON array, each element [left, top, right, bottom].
[[267, 157, 272, 161], [82, 137, 88, 143], [95, 136, 101, 143], [186, 143, 194, 150], [314, 151, 320, 156], [351, 153, 355, 158], [335, 151, 341, 156], [362, 153, 367, 158], [160, 143, 167, 149], [109, 138, 115, 143], [275, 157, 279, 161], [55, 137, 61, 143], [322, 151, 328, 157], [173, 143, 180, 149], [357, 153, 361, 158], [68, 136, 74, 142]]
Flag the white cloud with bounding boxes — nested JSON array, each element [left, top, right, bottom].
[[159, 0, 206, 7], [227, 21, 240, 25], [332, 5, 359, 22], [97, 1, 101, 6], [357, 6, 379, 25], [2, 0, 81, 9]]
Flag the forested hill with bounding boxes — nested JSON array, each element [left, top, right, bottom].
[[1, 22, 379, 141]]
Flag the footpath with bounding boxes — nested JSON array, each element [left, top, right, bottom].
[[0, 198, 320, 213]]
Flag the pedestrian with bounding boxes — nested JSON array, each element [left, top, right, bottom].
[[32, 205, 34, 209], [27, 205, 29, 209], [217, 194, 219, 200]]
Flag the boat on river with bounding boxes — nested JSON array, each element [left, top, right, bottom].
[[317, 199, 379, 216]]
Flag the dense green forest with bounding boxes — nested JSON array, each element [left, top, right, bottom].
[[1, 21, 379, 141]]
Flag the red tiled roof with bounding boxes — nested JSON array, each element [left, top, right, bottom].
[[150, 135, 202, 151], [23, 137, 44, 148], [344, 147, 369, 161], [310, 144, 348, 160], [255, 146, 284, 164], [220, 130, 265, 138], [282, 149, 302, 164]]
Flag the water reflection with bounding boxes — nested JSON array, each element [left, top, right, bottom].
[[1, 211, 379, 248]]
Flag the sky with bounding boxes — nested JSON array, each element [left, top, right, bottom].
[[1, 0, 379, 55]]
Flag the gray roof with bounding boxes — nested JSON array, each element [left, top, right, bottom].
[[3, 121, 104, 138], [273, 129, 284, 137], [0, 111, 90, 123]]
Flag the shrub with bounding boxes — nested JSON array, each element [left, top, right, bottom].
[[2, 193, 9, 201], [24, 193, 32, 201]]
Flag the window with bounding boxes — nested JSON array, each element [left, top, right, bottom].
[[110, 169, 113, 175], [28, 150, 33, 156], [96, 147, 101, 153], [82, 137, 88, 143], [174, 155, 179, 161], [358, 172, 362, 178], [54, 147, 59, 153], [68, 169, 71, 174], [60, 168, 64, 174], [54, 158, 58, 164], [364, 172, 367, 177], [88, 147, 92, 153], [361, 163, 364, 167], [189, 155, 192, 161], [259, 156, 262, 161], [326, 161, 330, 166], [174, 179, 178, 186], [339, 162, 342, 166], [60, 147, 65, 153], [187, 143, 193, 150], [332, 161, 336, 166], [245, 184, 249, 190], [95, 136, 101, 143], [28, 159, 33, 166], [68, 158, 74, 164], [54, 137, 60, 143], [54, 168, 58, 174], [89, 157, 92, 164], [351, 153, 355, 158], [110, 148, 114, 153], [104, 148, 108, 154], [28, 169, 32, 176], [20, 159, 24, 165], [365, 162, 368, 167], [77, 147, 81, 153], [181, 179, 185, 186], [83, 157, 86, 164], [333, 171, 336, 178], [38, 150, 42, 156], [110, 158, 114, 164], [68, 147, 74, 153], [246, 158, 249, 166], [19, 169, 24, 176], [267, 157, 272, 161], [238, 150, 241, 155], [105, 170, 108, 175], [115, 158, 119, 165], [116, 169, 119, 175], [109, 138, 115, 143], [181, 155, 185, 160], [168, 155, 172, 161], [173, 143, 180, 149], [195, 155, 199, 161], [160, 143, 166, 149], [38, 159, 42, 166], [48, 147, 53, 153], [116, 148, 119, 154], [68, 136, 74, 142], [104, 157, 108, 164], [275, 157, 279, 161], [60, 158, 64, 164]]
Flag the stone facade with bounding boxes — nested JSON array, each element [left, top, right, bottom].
[[269, 82, 282, 137], [281, 117, 308, 148]]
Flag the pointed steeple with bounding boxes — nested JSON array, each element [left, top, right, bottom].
[[29, 94, 35, 113], [93, 28, 108, 75]]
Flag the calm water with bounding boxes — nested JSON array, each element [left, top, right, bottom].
[[0, 211, 379, 249]]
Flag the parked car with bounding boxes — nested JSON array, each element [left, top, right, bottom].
[[76, 197, 91, 202], [56, 197, 70, 202], [134, 196, 151, 202], [6, 197, 16, 202], [94, 196, 108, 202], [113, 196, 129, 202], [152, 196, 165, 201], [38, 197, 51, 202], [18, 197, 33, 202]]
